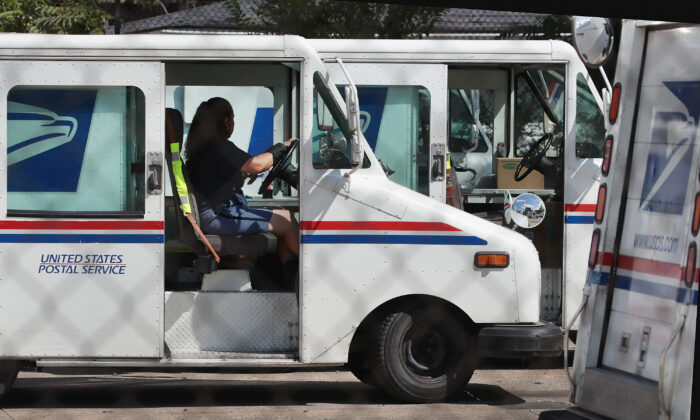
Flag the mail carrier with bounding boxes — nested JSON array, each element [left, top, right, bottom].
[[0, 33, 542, 403]]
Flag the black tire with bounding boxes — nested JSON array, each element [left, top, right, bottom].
[[0, 360, 21, 398], [347, 324, 377, 387], [348, 349, 376, 387], [371, 305, 478, 403]]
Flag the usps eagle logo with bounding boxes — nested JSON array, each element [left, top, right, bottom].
[[640, 81, 700, 215], [7, 89, 96, 192], [7, 102, 78, 166]]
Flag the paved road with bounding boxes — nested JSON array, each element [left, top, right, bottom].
[[0, 365, 572, 419]]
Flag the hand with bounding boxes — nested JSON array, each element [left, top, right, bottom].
[[283, 137, 297, 147]]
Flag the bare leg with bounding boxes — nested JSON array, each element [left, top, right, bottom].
[[267, 209, 299, 261]]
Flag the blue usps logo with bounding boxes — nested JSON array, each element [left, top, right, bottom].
[[7, 89, 96, 192], [640, 81, 700, 215]]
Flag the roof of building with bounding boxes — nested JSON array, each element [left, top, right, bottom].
[[107, 1, 549, 38]]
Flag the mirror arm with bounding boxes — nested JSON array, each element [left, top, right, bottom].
[[334, 57, 363, 170], [522, 71, 561, 127], [599, 66, 612, 93], [599, 67, 613, 129]]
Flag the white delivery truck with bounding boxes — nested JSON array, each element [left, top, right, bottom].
[[309, 39, 607, 346], [0, 33, 546, 403], [559, 18, 700, 419]]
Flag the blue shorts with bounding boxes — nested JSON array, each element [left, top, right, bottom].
[[200, 193, 273, 235]]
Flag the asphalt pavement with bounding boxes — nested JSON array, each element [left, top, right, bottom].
[[0, 361, 574, 419]]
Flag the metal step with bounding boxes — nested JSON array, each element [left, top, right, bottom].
[[578, 367, 658, 420]]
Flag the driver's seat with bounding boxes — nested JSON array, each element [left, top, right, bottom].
[[164, 108, 277, 259]]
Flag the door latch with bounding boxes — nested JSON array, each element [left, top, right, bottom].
[[638, 326, 651, 368], [431, 143, 445, 181], [147, 151, 163, 195]]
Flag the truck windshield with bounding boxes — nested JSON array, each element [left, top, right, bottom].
[[312, 71, 369, 169]]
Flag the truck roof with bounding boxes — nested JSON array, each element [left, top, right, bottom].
[[0, 33, 314, 61], [310, 38, 578, 64]]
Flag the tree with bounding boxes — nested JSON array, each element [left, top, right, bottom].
[[0, 0, 109, 34], [227, 0, 444, 38], [0, 0, 220, 34]]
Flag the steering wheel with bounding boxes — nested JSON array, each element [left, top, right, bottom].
[[258, 139, 299, 195], [514, 133, 554, 182]]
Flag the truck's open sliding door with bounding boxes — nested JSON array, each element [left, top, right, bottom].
[[0, 60, 165, 358]]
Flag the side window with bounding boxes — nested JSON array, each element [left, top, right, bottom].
[[514, 69, 564, 158], [312, 72, 370, 170], [575, 73, 606, 158], [7, 86, 145, 215], [349, 86, 429, 195], [449, 88, 494, 155]]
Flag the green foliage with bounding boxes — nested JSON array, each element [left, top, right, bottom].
[[0, 0, 110, 34], [227, 0, 444, 38]]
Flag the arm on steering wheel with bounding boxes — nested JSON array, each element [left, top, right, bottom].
[[258, 139, 299, 195]]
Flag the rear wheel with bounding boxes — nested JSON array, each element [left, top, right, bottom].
[[0, 361, 21, 398], [371, 305, 478, 403], [348, 321, 377, 386], [348, 348, 376, 386]]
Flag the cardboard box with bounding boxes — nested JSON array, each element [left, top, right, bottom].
[[496, 158, 544, 190]]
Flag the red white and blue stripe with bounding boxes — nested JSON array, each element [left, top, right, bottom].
[[0, 220, 164, 243], [565, 204, 595, 224], [300, 221, 487, 245], [588, 252, 698, 305]]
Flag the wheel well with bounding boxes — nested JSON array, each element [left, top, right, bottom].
[[348, 294, 477, 360]]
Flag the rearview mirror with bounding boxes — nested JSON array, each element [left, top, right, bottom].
[[345, 85, 363, 166], [316, 91, 334, 131], [572, 16, 614, 69], [508, 193, 546, 229]]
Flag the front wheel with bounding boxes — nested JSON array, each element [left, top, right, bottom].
[[0, 360, 21, 398], [371, 305, 478, 403]]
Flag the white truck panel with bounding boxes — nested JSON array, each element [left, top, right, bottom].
[[301, 171, 540, 363]]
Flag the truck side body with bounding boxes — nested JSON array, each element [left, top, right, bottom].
[[0, 33, 541, 402], [310, 39, 606, 332], [572, 21, 700, 419]]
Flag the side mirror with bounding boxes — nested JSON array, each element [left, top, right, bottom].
[[572, 16, 614, 69], [316, 91, 334, 131], [509, 193, 546, 229], [345, 85, 363, 166]]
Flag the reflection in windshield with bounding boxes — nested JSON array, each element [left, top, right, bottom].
[[313, 71, 351, 140], [515, 69, 565, 158], [575, 73, 606, 158]]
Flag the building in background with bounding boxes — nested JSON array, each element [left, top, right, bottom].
[[105, 0, 568, 40]]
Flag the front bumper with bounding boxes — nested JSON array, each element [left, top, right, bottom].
[[478, 322, 563, 358]]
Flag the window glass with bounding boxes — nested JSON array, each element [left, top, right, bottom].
[[515, 69, 565, 158], [7, 86, 145, 214], [449, 88, 497, 189], [312, 72, 369, 170], [449, 88, 494, 154], [575, 73, 606, 158], [344, 86, 429, 194]]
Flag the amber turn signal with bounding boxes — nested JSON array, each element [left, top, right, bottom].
[[474, 253, 509, 268]]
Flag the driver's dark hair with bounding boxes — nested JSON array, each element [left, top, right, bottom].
[[184, 97, 234, 164]]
